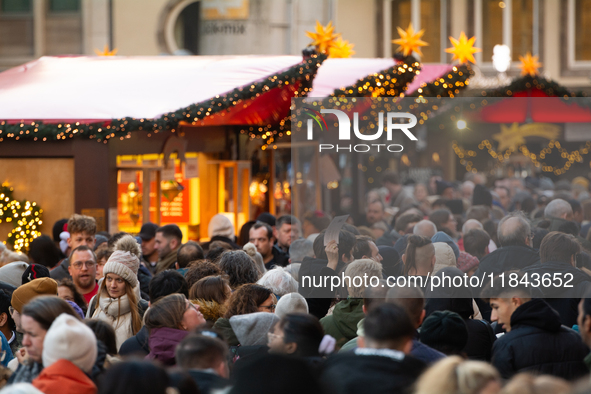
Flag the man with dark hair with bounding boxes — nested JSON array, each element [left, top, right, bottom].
[[522, 231, 591, 327], [67, 245, 99, 304], [351, 236, 383, 263], [176, 334, 230, 394], [299, 229, 356, 319], [185, 261, 222, 289], [274, 215, 301, 254], [462, 229, 490, 260], [382, 171, 416, 210], [249, 221, 288, 270], [0, 290, 19, 354], [394, 212, 423, 236], [176, 241, 205, 274], [154, 224, 183, 275], [138, 222, 160, 275], [321, 303, 425, 394], [482, 274, 588, 380], [119, 270, 189, 357]]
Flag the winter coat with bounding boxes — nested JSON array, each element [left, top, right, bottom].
[[7, 361, 43, 384], [264, 246, 289, 270], [320, 298, 364, 349], [137, 265, 152, 301], [321, 348, 425, 394], [473, 244, 540, 280], [192, 299, 226, 323], [299, 256, 348, 319], [119, 326, 150, 357], [89, 286, 148, 350], [146, 327, 189, 366], [187, 370, 230, 394], [213, 317, 239, 346], [32, 359, 97, 394], [491, 298, 589, 380], [522, 260, 591, 327], [49, 257, 71, 281]]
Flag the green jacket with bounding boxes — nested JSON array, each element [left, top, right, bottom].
[[320, 298, 364, 349], [339, 318, 364, 353]]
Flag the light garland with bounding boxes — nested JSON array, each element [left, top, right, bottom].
[[452, 140, 591, 176], [0, 183, 43, 252]]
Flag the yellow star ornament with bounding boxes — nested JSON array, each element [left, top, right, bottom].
[[94, 45, 118, 56], [392, 23, 428, 57], [328, 37, 355, 58], [518, 52, 542, 76], [445, 32, 481, 64], [306, 21, 340, 54]]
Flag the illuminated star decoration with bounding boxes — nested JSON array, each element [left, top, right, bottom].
[[328, 37, 355, 58], [392, 23, 428, 57], [445, 32, 481, 64], [94, 45, 118, 56], [518, 52, 542, 76], [306, 21, 340, 54]]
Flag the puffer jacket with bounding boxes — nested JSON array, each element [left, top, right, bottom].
[[491, 298, 588, 380]]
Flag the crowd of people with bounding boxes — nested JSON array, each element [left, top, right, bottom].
[[0, 170, 590, 393]]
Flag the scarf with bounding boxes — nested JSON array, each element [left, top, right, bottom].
[[155, 247, 179, 275], [92, 288, 135, 350], [8, 361, 43, 384]]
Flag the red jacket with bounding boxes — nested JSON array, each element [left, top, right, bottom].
[[32, 359, 97, 394]]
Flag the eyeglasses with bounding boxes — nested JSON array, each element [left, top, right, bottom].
[[71, 261, 97, 270], [8, 306, 15, 316], [260, 304, 277, 312], [186, 302, 199, 312]]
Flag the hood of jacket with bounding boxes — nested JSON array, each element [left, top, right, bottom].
[[510, 298, 562, 332], [230, 312, 279, 346], [321, 298, 364, 341], [478, 244, 540, 273], [193, 299, 226, 322], [146, 327, 189, 366], [213, 317, 239, 346], [32, 359, 96, 394]]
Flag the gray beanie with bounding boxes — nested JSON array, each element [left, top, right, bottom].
[[230, 312, 280, 346], [275, 293, 309, 319], [0, 261, 28, 287]]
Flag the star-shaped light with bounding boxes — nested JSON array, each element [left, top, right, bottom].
[[306, 21, 340, 54], [518, 52, 542, 76], [445, 32, 481, 64], [392, 23, 428, 57], [328, 37, 355, 58], [94, 45, 118, 56]]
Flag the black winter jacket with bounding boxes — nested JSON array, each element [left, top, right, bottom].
[[321, 349, 425, 394], [299, 256, 346, 319], [491, 298, 588, 380], [521, 260, 591, 327]]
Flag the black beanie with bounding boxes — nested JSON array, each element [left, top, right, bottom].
[[21, 264, 51, 285], [436, 180, 453, 196], [472, 184, 493, 207], [256, 212, 276, 227], [419, 310, 468, 354]]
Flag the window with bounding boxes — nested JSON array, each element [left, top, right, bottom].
[[388, 0, 448, 63], [566, 0, 591, 69], [0, 0, 34, 57], [474, 0, 540, 65], [45, 0, 82, 55]]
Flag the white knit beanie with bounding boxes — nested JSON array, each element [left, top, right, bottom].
[[208, 214, 235, 239], [0, 261, 28, 287], [102, 250, 139, 288], [275, 293, 309, 319], [433, 242, 457, 275], [42, 314, 97, 373]]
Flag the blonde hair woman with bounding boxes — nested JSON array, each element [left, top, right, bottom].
[[415, 356, 501, 394], [88, 235, 148, 350]]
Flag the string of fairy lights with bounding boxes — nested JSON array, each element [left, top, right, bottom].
[[0, 184, 43, 252]]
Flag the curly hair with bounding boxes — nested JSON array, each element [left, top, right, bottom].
[[185, 260, 222, 289], [218, 250, 260, 289], [223, 284, 273, 319]]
